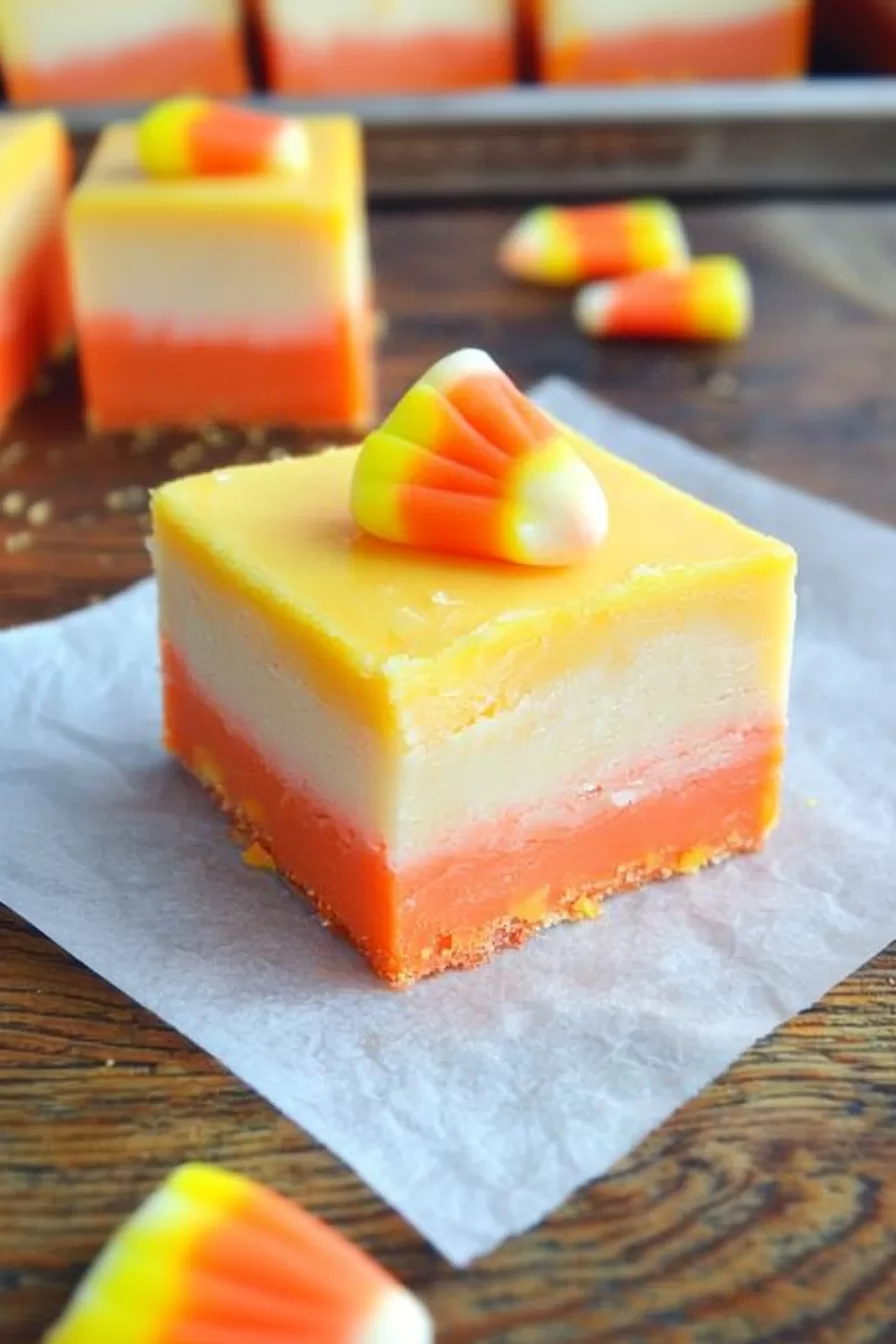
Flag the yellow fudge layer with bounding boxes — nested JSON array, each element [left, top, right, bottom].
[[154, 439, 796, 750]]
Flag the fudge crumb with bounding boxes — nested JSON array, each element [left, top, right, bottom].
[[0, 442, 26, 470], [201, 422, 227, 448], [105, 485, 148, 513], [242, 841, 276, 872], [4, 530, 32, 553], [87, 594, 104, 607], [169, 441, 204, 473], [705, 370, 740, 400], [266, 445, 290, 461], [26, 499, 53, 527], [246, 425, 268, 448], [235, 446, 256, 464], [98, 552, 114, 568], [1, 490, 26, 517]]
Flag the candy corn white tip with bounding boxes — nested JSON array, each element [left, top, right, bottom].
[[574, 281, 615, 337], [423, 347, 500, 392], [498, 208, 551, 276], [358, 1287, 435, 1344], [272, 121, 309, 174], [514, 445, 609, 566]]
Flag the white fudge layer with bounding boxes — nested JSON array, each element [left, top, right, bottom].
[[262, 0, 511, 43], [546, 0, 796, 43], [156, 545, 791, 869], [68, 214, 366, 341], [0, 0, 239, 69]]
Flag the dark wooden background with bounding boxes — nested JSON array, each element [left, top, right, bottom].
[[2, 200, 896, 1343]]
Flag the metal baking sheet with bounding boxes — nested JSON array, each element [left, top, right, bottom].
[[62, 78, 896, 200]]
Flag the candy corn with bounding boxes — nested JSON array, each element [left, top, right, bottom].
[[574, 256, 753, 343], [499, 199, 689, 286], [137, 97, 308, 179], [352, 349, 609, 567], [43, 1164, 434, 1344]]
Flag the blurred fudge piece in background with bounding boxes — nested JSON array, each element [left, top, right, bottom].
[[533, 0, 811, 83], [257, 0, 516, 96], [0, 0, 247, 106]]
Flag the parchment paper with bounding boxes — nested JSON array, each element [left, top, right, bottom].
[[2, 379, 895, 1267]]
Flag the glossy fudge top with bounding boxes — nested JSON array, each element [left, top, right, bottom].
[[71, 116, 361, 223]]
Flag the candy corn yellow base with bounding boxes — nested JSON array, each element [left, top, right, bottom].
[[68, 117, 372, 432], [152, 421, 796, 987], [0, 113, 72, 425]]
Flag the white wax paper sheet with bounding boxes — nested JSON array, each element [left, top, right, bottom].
[[2, 379, 895, 1266]]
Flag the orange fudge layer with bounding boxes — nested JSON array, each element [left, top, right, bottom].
[[259, 1, 515, 95], [0, 2, 246, 106], [152, 435, 796, 987], [541, 2, 810, 83], [77, 312, 371, 431], [68, 118, 373, 432], [265, 33, 513, 95], [0, 114, 72, 426]]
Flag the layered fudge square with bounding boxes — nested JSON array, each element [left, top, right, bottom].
[[152, 357, 796, 987], [0, 0, 247, 107], [67, 116, 373, 432], [257, 0, 516, 95], [0, 113, 72, 426], [536, 0, 811, 83]]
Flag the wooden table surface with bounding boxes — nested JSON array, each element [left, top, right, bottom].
[[2, 200, 896, 1344]]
